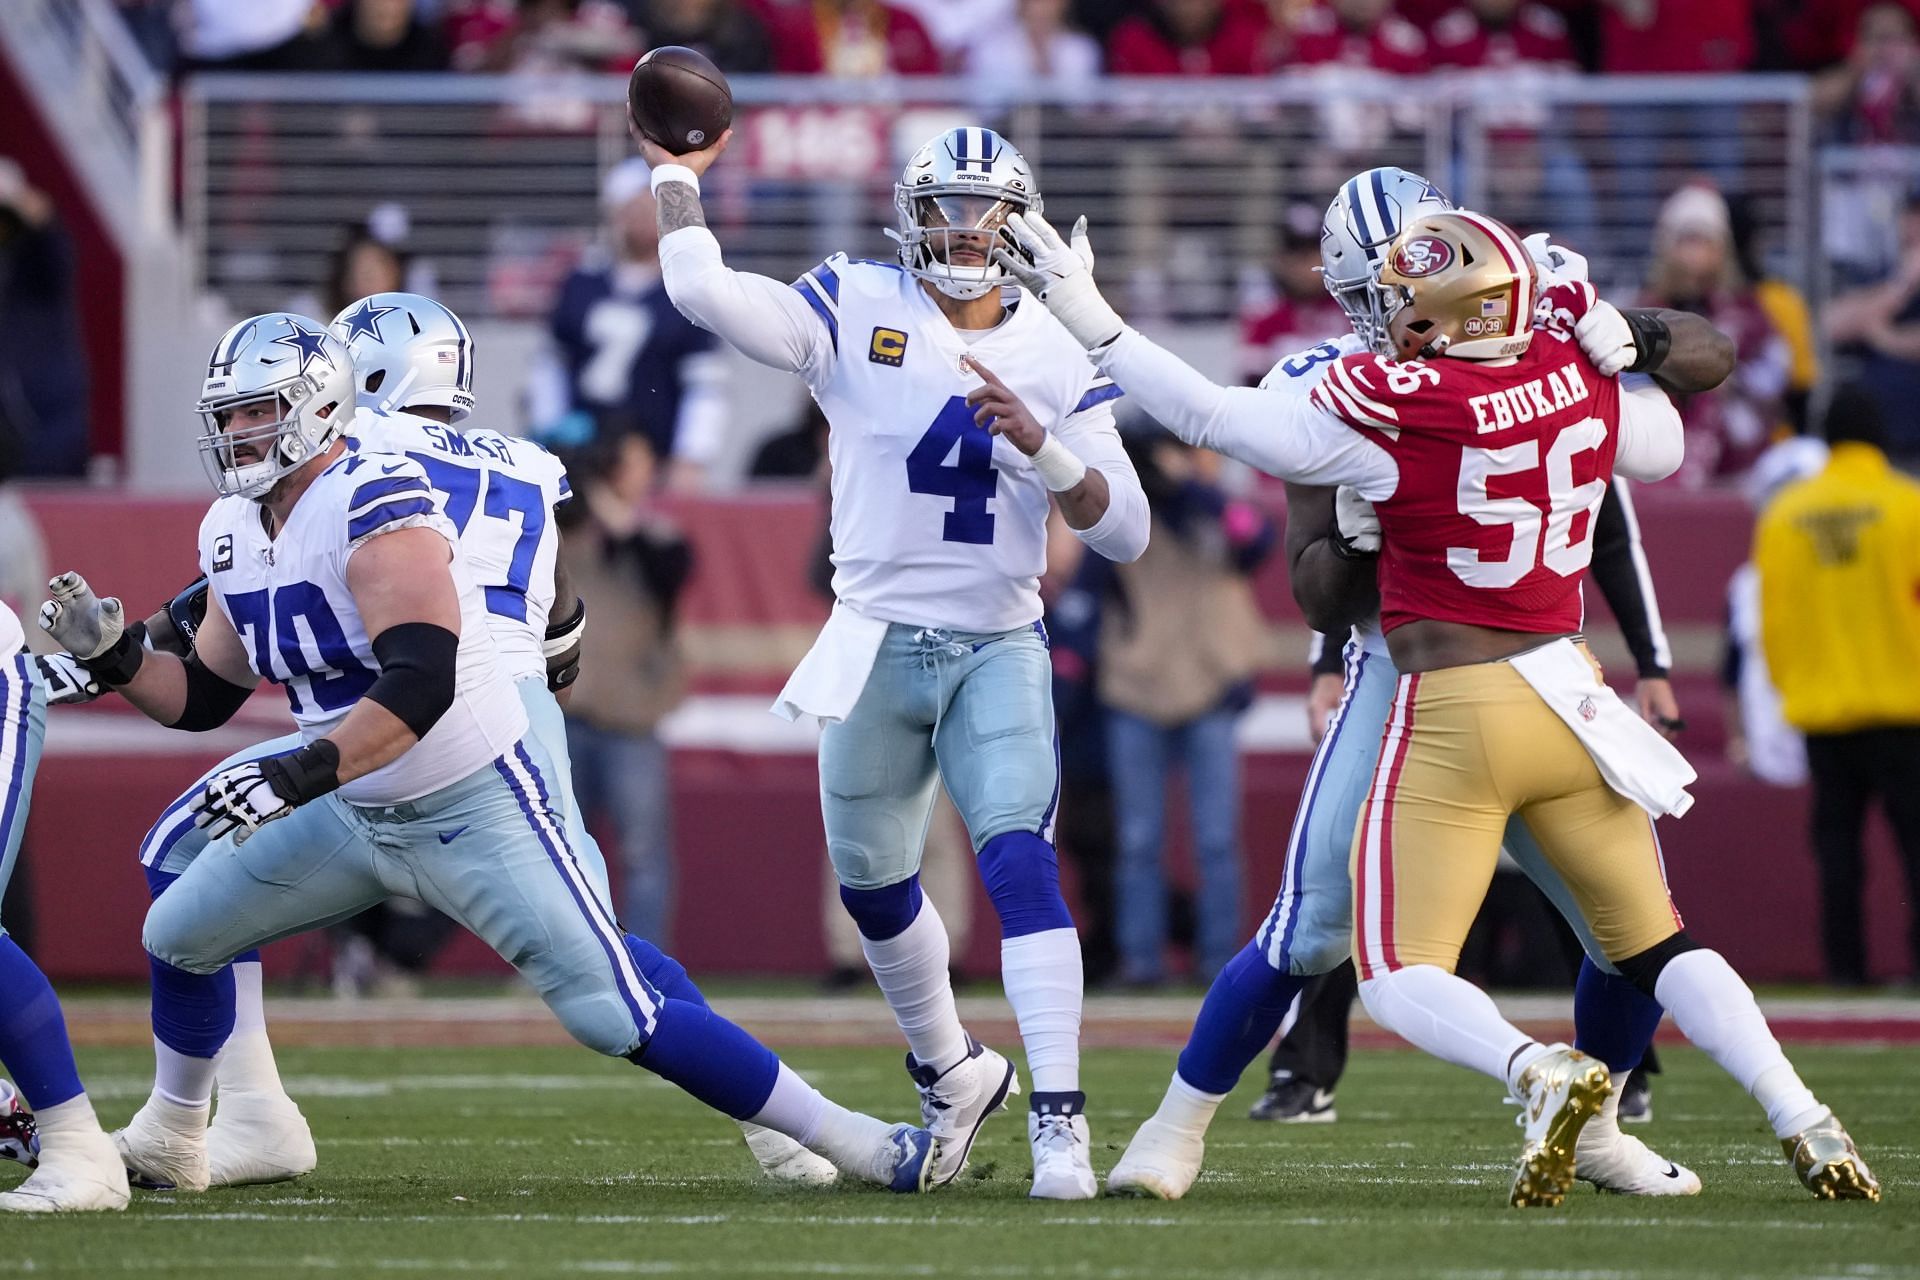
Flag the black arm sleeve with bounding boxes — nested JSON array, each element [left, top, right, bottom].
[[167, 654, 256, 732], [1588, 484, 1670, 679], [364, 622, 459, 739]]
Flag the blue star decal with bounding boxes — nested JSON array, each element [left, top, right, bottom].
[[336, 298, 397, 345], [272, 320, 333, 375]]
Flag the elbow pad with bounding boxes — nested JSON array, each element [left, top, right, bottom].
[[167, 654, 255, 732], [161, 577, 210, 655], [366, 622, 459, 739], [544, 598, 585, 693]]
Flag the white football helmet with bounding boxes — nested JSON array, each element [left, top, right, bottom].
[[328, 291, 476, 423], [1322, 167, 1455, 354], [889, 126, 1042, 301], [196, 313, 355, 500]]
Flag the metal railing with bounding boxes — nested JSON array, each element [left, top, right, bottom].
[[182, 73, 1816, 325]]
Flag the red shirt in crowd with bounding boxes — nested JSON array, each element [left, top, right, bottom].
[[749, 0, 941, 75], [1428, 3, 1576, 69], [1599, 0, 1754, 73], [1105, 2, 1281, 75], [1284, 3, 1429, 74]]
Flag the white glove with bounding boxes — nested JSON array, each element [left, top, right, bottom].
[[1575, 297, 1639, 378], [1334, 486, 1381, 554], [997, 211, 1126, 352], [34, 653, 103, 706], [38, 572, 126, 661], [1522, 232, 1589, 285], [192, 759, 298, 846]]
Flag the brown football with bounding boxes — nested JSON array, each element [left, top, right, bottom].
[[627, 46, 733, 156]]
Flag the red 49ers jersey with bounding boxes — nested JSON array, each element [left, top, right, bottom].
[[1309, 331, 1621, 636]]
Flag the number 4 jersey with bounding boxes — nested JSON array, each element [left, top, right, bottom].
[[197, 451, 528, 805]]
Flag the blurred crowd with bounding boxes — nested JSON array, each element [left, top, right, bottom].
[[104, 0, 1920, 82]]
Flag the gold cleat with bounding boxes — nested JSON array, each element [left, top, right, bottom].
[[1508, 1046, 1612, 1209], [1782, 1114, 1881, 1202]]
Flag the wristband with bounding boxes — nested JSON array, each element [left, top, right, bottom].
[[650, 163, 699, 196], [81, 627, 146, 687], [1028, 435, 1088, 492], [1622, 309, 1673, 375], [262, 739, 342, 806]]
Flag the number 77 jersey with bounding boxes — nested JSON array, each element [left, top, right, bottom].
[[1308, 331, 1624, 638]]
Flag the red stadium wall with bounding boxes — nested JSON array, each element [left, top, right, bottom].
[[14, 489, 1914, 985]]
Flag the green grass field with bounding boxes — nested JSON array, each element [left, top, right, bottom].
[[2, 1036, 1910, 1279]]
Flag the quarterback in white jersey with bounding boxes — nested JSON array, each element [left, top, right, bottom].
[[43, 312, 940, 1198], [640, 121, 1148, 1198]]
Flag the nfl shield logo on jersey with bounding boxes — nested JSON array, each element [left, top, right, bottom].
[[1577, 696, 1597, 723]]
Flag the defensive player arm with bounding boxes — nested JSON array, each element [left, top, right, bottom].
[[332, 526, 465, 787], [1613, 380, 1685, 483], [1284, 483, 1380, 635], [1627, 308, 1737, 395], [656, 220, 832, 379]]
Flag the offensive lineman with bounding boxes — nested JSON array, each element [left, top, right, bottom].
[[639, 125, 1150, 1197], [1004, 204, 1877, 1205], [42, 313, 939, 1195]]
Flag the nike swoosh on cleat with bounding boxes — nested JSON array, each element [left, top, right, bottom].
[[1661, 1164, 1681, 1179], [437, 825, 470, 844]]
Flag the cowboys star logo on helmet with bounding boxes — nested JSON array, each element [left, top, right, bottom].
[[886, 127, 1042, 301], [328, 291, 476, 423], [333, 297, 399, 345], [197, 313, 356, 500], [270, 320, 336, 377]]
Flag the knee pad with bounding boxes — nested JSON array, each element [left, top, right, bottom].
[[977, 832, 1073, 938], [1613, 930, 1703, 1000], [838, 876, 923, 942]]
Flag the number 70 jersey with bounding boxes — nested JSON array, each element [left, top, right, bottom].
[[794, 254, 1127, 633]]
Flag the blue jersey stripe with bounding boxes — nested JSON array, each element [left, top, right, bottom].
[[349, 473, 430, 511], [792, 279, 839, 353], [346, 495, 435, 542], [811, 259, 841, 303], [1071, 382, 1125, 415], [0, 658, 34, 876]]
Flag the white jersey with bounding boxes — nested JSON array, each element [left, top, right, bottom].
[[351, 411, 571, 683], [1258, 334, 1393, 660], [0, 601, 21, 657], [796, 255, 1137, 631], [197, 451, 527, 806]]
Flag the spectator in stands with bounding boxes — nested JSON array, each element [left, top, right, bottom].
[[749, 402, 829, 480], [964, 0, 1103, 82], [448, 0, 640, 73], [889, 0, 1011, 66], [630, 0, 774, 71], [1754, 385, 1920, 987], [0, 163, 89, 479], [1428, 0, 1576, 69], [176, 0, 329, 71], [1730, 195, 1821, 434], [313, 210, 429, 320], [1641, 183, 1790, 485], [1236, 202, 1347, 386], [1814, 3, 1920, 142], [1597, 0, 1754, 73], [1105, 0, 1279, 75], [1283, 0, 1429, 72], [530, 159, 727, 489], [1100, 431, 1275, 985], [558, 431, 693, 948], [318, 0, 452, 70], [757, 0, 942, 75], [1828, 192, 1920, 459]]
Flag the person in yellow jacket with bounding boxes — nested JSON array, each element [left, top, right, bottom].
[[1754, 386, 1920, 985]]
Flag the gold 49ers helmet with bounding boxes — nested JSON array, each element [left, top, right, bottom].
[[1372, 210, 1538, 362]]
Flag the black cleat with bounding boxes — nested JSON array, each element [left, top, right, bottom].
[[1248, 1076, 1336, 1124]]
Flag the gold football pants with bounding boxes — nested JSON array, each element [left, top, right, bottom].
[[1349, 657, 1683, 980]]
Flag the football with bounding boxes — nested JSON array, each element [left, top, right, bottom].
[[626, 46, 733, 156]]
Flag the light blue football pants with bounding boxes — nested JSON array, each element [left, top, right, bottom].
[[141, 677, 610, 908], [1252, 640, 1618, 977], [820, 621, 1058, 890], [0, 655, 47, 932]]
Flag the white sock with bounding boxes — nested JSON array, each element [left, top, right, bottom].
[[215, 960, 287, 1096], [1155, 1072, 1226, 1139], [32, 1094, 105, 1142], [1358, 966, 1537, 1088], [861, 900, 968, 1074], [154, 1037, 217, 1109], [1001, 927, 1083, 1093], [1654, 950, 1825, 1138], [748, 1063, 889, 1166]]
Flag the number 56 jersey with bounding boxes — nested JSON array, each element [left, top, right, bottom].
[[793, 255, 1135, 633], [196, 452, 529, 806]]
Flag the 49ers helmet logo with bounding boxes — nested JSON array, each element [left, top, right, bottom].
[[1392, 235, 1454, 278]]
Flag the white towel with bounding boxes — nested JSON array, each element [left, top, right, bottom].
[[1508, 638, 1697, 819], [771, 602, 889, 725]]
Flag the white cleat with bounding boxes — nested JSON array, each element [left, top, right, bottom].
[[1107, 1114, 1204, 1200], [113, 1095, 211, 1193], [907, 1035, 1019, 1187], [739, 1121, 838, 1186], [0, 1127, 130, 1213], [207, 1090, 317, 1188], [1574, 1078, 1701, 1197], [1509, 1046, 1611, 1208], [1028, 1093, 1097, 1200]]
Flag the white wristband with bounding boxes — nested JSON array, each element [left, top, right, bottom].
[[1029, 434, 1088, 492], [650, 163, 699, 195]]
